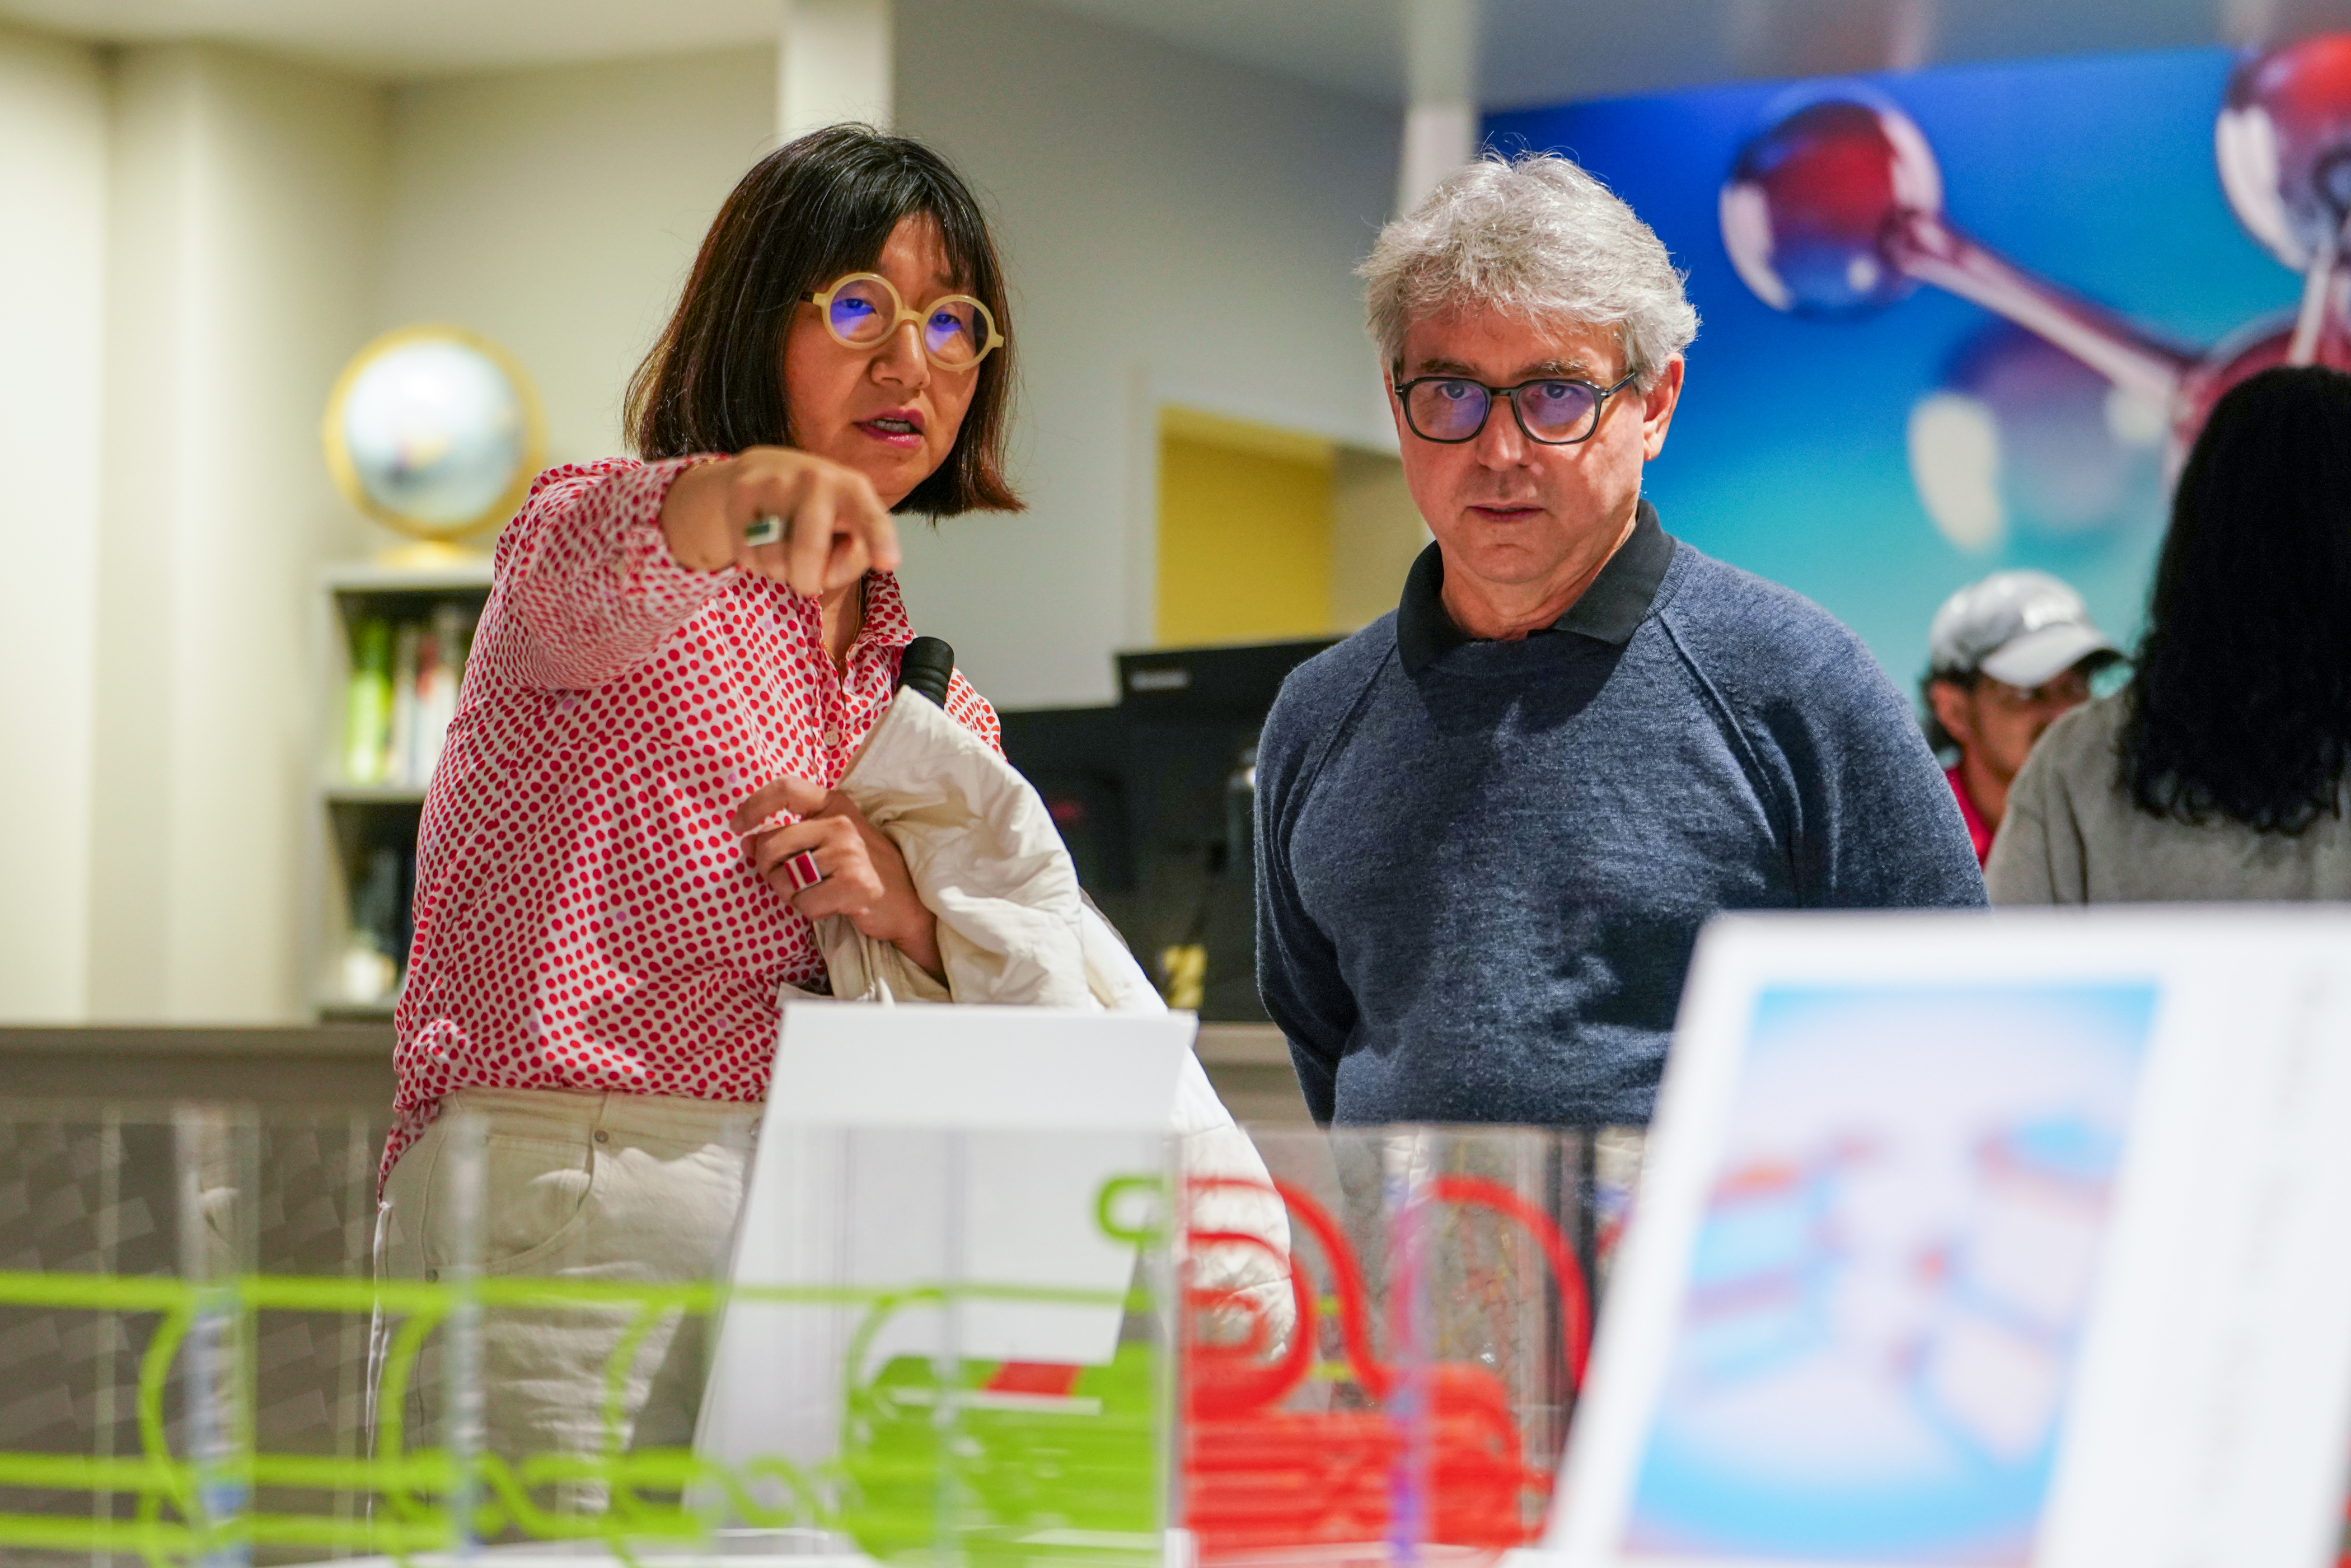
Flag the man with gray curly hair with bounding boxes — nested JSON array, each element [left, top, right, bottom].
[[1255, 152, 1983, 1131]]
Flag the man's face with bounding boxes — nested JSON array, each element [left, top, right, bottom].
[[1931, 665, 2095, 785], [1389, 304, 1683, 592]]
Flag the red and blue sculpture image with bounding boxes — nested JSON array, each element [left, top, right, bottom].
[[1720, 35, 2351, 546], [1488, 36, 2351, 664]]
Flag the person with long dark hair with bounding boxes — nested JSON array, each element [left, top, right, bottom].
[[377, 126, 1021, 1461], [1988, 366, 2351, 901]]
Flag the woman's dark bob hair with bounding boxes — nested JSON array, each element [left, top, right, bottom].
[[626, 125, 1020, 517], [2118, 364, 2351, 833]]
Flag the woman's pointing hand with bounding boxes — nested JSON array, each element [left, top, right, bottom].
[[661, 447, 901, 598]]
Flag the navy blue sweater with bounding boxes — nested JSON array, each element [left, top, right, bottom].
[[1254, 504, 1986, 1127]]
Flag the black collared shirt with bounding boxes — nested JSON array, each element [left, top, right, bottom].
[[1394, 498, 1679, 676]]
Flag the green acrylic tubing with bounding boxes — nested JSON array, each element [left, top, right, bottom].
[[0, 1176, 1169, 1568]]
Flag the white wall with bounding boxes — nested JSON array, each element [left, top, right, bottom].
[[378, 48, 776, 471], [0, 25, 107, 1019], [83, 44, 387, 1022], [0, 38, 778, 1023], [896, 0, 1400, 706]]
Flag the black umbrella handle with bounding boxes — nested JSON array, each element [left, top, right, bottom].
[[898, 636, 955, 708]]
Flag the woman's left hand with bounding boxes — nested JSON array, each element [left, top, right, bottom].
[[732, 775, 942, 979]]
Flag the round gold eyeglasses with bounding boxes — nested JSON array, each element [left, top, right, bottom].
[[805, 273, 1004, 371]]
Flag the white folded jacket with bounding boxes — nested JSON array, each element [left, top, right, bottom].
[[792, 685, 1295, 1333]]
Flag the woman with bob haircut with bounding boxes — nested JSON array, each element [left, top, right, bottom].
[[379, 125, 1023, 1456], [1989, 365, 2351, 901]]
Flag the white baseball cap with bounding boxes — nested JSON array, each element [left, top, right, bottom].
[[1928, 570, 2120, 688]]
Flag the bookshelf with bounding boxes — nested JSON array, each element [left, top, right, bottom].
[[313, 558, 492, 1021]]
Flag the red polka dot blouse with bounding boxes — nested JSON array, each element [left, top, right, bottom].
[[383, 456, 1000, 1188]]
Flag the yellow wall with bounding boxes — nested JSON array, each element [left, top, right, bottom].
[[1331, 447, 1431, 630], [1155, 408, 1334, 645]]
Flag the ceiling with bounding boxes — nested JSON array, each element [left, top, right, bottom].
[[1047, 0, 2351, 106], [0, 0, 784, 79], [7, 0, 2351, 105]]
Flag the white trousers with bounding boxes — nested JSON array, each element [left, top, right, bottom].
[[377, 1087, 759, 1471]]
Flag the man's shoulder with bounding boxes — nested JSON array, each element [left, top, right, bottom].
[[1275, 615, 1398, 711], [1260, 615, 1399, 757], [1656, 542, 1877, 687]]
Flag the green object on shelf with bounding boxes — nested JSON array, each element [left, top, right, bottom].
[[839, 1344, 1162, 1567], [344, 616, 394, 785]]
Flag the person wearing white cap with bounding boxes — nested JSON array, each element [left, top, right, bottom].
[[1921, 571, 2121, 865]]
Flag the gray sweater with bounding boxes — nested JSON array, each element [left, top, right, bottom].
[[1988, 696, 2351, 902], [1254, 505, 1987, 1127]]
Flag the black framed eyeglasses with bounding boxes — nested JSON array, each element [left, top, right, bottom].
[[1392, 371, 1639, 446]]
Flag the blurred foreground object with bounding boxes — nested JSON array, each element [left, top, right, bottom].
[[322, 325, 546, 565], [0, 1089, 1617, 1564], [1184, 1125, 1610, 1560], [1553, 907, 2351, 1567]]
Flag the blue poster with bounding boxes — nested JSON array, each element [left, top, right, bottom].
[[1488, 38, 2351, 682]]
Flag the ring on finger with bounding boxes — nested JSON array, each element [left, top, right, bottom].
[[783, 849, 825, 892], [744, 513, 784, 547]]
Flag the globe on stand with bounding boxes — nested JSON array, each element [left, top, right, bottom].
[[322, 326, 546, 568]]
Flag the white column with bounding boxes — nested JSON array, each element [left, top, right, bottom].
[[0, 27, 106, 1021], [778, 0, 894, 146], [1396, 0, 1481, 216], [85, 44, 386, 1022]]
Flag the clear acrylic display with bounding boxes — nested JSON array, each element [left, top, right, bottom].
[[0, 1102, 1631, 1568], [1179, 1126, 1636, 1564], [0, 1101, 1190, 1568], [0, 1102, 401, 1566]]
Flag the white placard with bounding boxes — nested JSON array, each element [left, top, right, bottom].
[[693, 1004, 1195, 1495], [759, 1001, 1195, 1130], [1549, 907, 2351, 1568]]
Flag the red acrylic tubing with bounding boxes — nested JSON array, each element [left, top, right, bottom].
[[1182, 1171, 1592, 1413], [1181, 1168, 1593, 1556]]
